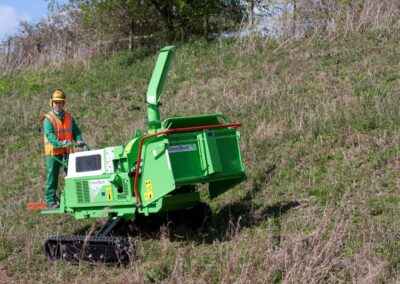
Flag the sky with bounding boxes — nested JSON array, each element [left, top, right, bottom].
[[0, 0, 49, 40]]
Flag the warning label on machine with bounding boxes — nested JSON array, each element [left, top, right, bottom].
[[106, 186, 113, 201], [168, 144, 197, 153], [89, 179, 110, 201], [144, 179, 153, 200]]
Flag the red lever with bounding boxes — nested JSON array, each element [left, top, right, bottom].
[[27, 202, 47, 210]]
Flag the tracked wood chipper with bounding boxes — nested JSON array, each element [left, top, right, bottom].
[[29, 46, 246, 264]]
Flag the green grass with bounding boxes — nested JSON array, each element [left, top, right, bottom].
[[0, 30, 400, 282]]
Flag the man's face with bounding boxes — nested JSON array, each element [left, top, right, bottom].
[[52, 101, 64, 113]]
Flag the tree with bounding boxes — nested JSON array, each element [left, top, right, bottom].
[[68, 0, 245, 42]]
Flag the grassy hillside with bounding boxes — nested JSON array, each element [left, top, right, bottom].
[[0, 31, 399, 282]]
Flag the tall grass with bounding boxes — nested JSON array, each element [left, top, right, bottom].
[[0, 30, 399, 282]]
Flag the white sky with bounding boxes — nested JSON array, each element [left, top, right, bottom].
[[0, 0, 49, 41], [0, 5, 25, 39]]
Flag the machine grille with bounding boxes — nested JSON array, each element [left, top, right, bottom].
[[76, 181, 90, 203], [117, 180, 129, 200]]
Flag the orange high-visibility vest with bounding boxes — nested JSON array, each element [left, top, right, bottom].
[[41, 111, 74, 156]]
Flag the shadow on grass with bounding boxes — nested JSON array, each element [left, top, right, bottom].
[[125, 198, 300, 245], [71, 164, 300, 245], [71, 199, 300, 245]]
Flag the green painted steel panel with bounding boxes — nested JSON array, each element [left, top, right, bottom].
[[167, 132, 204, 182], [167, 127, 244, 186], [139, 137, 176, 207], [146, 46, 175, 132], [198, 131, 222, 175]]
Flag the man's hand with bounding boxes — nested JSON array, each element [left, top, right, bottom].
[[60, 140, 72, 147]]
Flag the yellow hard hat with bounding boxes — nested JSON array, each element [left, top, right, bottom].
[[52, 89, 66, 101], [49, 89, 66, 107]]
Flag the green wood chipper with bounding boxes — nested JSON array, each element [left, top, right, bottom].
[[30, 46, 246, 264]]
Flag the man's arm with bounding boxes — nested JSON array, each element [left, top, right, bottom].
[[72, 118, 83, 142]]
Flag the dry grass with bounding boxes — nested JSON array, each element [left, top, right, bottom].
[[0, 29, 400, 282]]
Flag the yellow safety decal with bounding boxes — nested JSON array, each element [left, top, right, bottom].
[[144, 180, 153, 200], [106, 186, 113, 201]]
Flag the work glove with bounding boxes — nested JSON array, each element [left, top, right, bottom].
[[60, 140, 72, 147], [76, 140, 85, 147]]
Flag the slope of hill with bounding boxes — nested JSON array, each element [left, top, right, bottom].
[[0, 31, 399, 282]]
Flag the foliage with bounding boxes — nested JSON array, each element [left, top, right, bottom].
[[72, 0, 156, 41], [2, 0, 400, 73], [69, 0, 244, 41]]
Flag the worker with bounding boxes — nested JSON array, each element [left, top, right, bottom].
[[41, 89, 84, 209]]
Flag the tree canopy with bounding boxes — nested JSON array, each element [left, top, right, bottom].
[[66, 0, 244, 43]]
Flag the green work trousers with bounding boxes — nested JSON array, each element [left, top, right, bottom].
[[45, 155, 68, 206]]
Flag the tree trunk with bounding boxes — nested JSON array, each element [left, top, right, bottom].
[[149, 0, 175, 40], [6, 38, 11, 63], [129, 19, 135, 50], [204, 8, 209, 41], [180, 27, 185, 42], [248, 0, 254, 29], [292, 0, 297, 36]]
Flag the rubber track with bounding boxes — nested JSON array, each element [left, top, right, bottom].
[[45, 235, 130, 265]]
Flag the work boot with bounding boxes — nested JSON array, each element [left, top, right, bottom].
[[46, 203, 59, 210]]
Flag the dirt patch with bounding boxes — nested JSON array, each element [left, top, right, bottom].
[[0, 266, 14, 283]]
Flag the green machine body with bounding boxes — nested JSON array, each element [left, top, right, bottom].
[[44, 46, 246, 221]]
